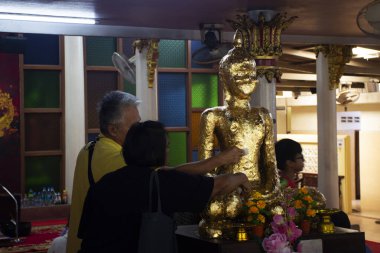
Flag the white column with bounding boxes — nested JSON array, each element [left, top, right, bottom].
[[250, 77, 277, 136], [135, 48, 158, 121], [64, 36, 85, 202], [316, 52, 339, 208]]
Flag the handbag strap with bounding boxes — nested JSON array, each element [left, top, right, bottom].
[[148, 170, 162, 212], [87, 141, 96, 187]]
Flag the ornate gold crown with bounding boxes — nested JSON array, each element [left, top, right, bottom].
[[227, 12, 297, 82], [228, 12, 297, 59]]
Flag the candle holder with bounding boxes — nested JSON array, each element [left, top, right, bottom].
[[317, 208, 340, 234], [236, 227, 249, 241]]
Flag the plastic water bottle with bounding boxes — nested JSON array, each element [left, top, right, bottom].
[[42, 187, 47, 206], [55, 192, 62, 205], [62, 189, 68, 204], [48, 187, 56, 205], [35, 191, 42, 206], [28, 189, 35, 206], [21, 194, 29, 207]]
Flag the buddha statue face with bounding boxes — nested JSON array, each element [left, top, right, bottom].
[[219, 31, 258, 101]]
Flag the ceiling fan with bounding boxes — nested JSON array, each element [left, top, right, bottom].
[[192, 24, 232, 65], [356, 0, 380, 38], [112, 52, 136, 85]]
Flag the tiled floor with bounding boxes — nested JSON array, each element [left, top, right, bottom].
[[348, 201, 380, 243]]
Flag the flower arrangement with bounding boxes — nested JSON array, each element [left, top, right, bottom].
[[241, 187, 324, 252], [262, 233, 292, 253], [243, 191, 270, 225], [262, 203, 302, 252], [288, 186, 318, 221]]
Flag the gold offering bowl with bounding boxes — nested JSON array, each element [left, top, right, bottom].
[[317, 208, 340, 234]]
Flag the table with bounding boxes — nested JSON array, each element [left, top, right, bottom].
[[176, 225, 366, 253], [21, 205, 70, 221], [302, 227, 365, 253]]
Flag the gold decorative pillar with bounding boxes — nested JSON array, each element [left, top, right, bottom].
[[0, 90, 14, 137], [134, 39, 160, 88], [315, 45, 353, 90], [133, 39, 160, 121]]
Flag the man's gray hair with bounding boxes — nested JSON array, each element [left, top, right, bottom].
[[97, 90, 140, 135]]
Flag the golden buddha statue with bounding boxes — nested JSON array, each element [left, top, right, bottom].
[[198, 29, 281, 238]]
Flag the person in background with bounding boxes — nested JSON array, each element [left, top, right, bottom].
[[275, 139, 372, 252], [78, 121, 251, 253], [67, 91, 245, 253], [275, 138, 304, 189]]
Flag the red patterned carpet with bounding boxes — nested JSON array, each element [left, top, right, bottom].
[[367, 240, 380, 253], [0, 219, 67, 253]]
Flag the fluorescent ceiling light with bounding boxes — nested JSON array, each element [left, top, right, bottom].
[[352, 46, 380, 60], [0, 13, 96, 24]]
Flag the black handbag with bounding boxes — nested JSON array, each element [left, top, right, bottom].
[[138, 170, 178, 253]]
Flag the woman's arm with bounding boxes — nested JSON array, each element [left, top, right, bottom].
[[174, 147, 244, 175], [211, 172, 251, 198]]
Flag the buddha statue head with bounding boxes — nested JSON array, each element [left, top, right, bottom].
[[219, 30, 258, 105]]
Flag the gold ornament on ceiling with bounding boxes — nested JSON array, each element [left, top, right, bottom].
[[315, 45, 353, 90], [228, 12, 297, 58], [256, 68, 283, 83], [227, 12, 297, 83]]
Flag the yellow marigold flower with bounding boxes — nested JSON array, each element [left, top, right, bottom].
[[303, 195, 313, 203], [257, 200, 266, 209], [258, 214, 265, 223], [306, 209, 316, 217], [246, 200, 254, 206], [294, 200, 304, 209], [252, 191, 262, 199], [249, 206, 259, 214], [301, 187, 308, 194]]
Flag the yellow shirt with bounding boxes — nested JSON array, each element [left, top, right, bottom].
[[66, 135, 126, 253]]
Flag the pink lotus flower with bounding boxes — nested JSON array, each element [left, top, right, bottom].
[[286, 220, 302, 243], [271, 222, 288, 235], [287, 207, 296, 220], [262, 233, 292, 253], [273, 214, 285, 225]]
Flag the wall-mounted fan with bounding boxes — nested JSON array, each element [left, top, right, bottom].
[[112, 52, 136, 85], [336, 83, 361, 111], [192, 24, 232, 65]]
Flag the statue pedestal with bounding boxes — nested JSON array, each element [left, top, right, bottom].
[[176, 225, 366, 253]]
